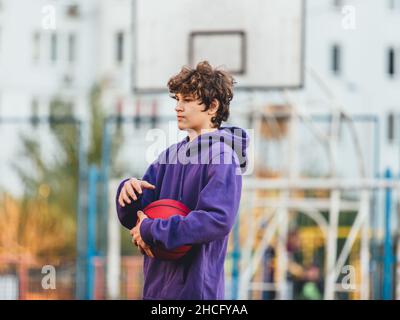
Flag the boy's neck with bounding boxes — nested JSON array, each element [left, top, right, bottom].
[[188, 127, 219, 142]]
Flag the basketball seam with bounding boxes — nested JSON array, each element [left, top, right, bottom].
[[144, 204, 189, 215]]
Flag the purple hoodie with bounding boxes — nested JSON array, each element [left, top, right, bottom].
[[115, 126, 249, 300]]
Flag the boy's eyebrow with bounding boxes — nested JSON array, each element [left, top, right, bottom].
[[181, 94, 195, 100], [169, 93, 195, 100]]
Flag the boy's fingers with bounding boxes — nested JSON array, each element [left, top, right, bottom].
[[118, 194, 125, 207], [147, 250, 154, 258], [119, 190, 128, 206], [138, 239, 148, 249], [130, 179, 142, 194], [125, 183, 137, 201], [137, 210, 144, 219], [121, 189, 131, 204], [136, 237, 153, 258], [143, 247, 154, 258], [120, 189, 130, 205], [141, 181, 156, 189], [137, 241, 147, 254]]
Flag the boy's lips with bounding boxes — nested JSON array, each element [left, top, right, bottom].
[[177, 116, 185, 120]]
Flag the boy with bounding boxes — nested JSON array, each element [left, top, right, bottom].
[[116, 61, 249, 300]]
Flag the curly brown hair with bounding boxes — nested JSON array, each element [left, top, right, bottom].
[[167, 61, 235, 128]]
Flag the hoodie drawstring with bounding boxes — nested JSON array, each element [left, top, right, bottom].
[[177, 141, 189, 201]]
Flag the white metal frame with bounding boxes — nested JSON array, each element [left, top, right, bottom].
[[238, 179, 399, 300], [235, 66, 398, 300]]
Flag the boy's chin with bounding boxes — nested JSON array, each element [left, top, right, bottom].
[[177, 123, 189, 130]]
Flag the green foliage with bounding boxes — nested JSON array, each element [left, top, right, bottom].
[[13, 83, 124, 258]]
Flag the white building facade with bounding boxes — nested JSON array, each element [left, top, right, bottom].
[[306, 0, 400, 175]]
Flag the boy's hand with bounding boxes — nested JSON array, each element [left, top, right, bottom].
[[118, 178, 155, 207], [130, 211, 155, 258]]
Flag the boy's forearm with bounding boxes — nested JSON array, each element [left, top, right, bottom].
[[140, 208, 237, 250], [140, 164, 241, 250]]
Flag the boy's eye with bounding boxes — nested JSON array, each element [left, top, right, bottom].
[[169, 94, 193, 102]]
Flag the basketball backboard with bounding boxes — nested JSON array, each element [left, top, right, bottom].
[[132, 0, 305, 93]]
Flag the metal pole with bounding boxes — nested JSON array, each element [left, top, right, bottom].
[[107, 181, 121, 299], [101, 118, 112, 256], [238, 190, 258, 299], [100, 117, 123, 299], [231, 213, 240, 300], [86, 165, 98, 300], [76, 120, 87, 300], [371, 117, 380, 299], [383, 168, 393, 300], [324, 189, 340, 300], [276, 191, 289, 299], [360, 190, 370, 300]]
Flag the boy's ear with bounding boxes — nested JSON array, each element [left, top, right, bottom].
[[208, 99, 219, 116]]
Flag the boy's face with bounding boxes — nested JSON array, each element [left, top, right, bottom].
[[173, 93, 217, 133]]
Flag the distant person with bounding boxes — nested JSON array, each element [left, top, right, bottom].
[[116, 61, 249, 299]]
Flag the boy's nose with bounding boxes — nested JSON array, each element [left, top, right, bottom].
[[175, 103, 184, 112]]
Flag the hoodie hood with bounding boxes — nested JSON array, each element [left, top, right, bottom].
[[179, 126, 249, 174]]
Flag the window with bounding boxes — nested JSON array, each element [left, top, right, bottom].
[[387, 47, 396, 77], [389, 0, 400, 10], [331, 44, 341, 75], [387, 112, 396, 143], [116, 31, 124, 64], [333, 0, 344, 9], [66, 4, 79, 18], [32, 32, 40, 62], [68, 33, 76, 63], [50, 33, 57, 62]]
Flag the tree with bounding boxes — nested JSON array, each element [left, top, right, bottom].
[[12, 83, 124, 259]]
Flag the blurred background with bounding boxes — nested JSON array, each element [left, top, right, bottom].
[[0, 0, 399, 300]]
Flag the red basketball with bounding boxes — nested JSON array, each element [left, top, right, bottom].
[[140, 199, 192, 260]]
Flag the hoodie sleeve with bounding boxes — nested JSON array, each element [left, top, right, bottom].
[[140, 152, 242, 249], [116, 160, 159, 230]]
